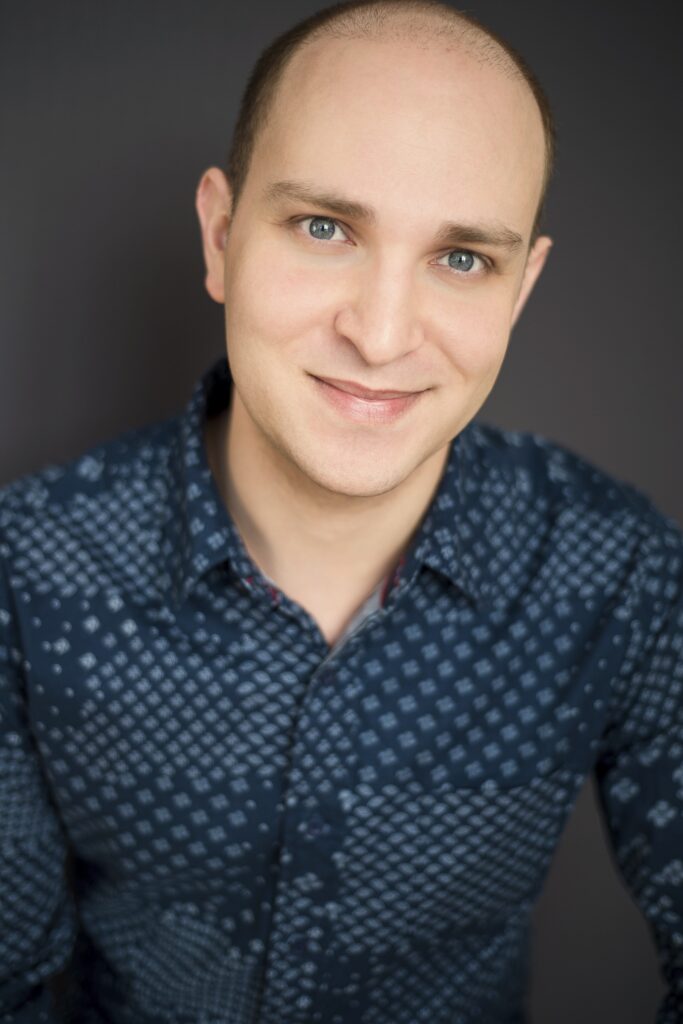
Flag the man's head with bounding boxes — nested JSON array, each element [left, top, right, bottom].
[[196, 0, 554, 499]]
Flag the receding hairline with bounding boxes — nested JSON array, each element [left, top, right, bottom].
[[271, 6, 526, 131], [260, 2, 548, 198], [300, 2, 525, 80]]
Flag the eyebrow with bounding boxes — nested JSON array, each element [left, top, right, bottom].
[[262, 179, 526, 254]]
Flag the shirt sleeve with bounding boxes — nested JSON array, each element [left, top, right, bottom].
[[0, 539, 79, 1022], [593, 510, 683, 1022]]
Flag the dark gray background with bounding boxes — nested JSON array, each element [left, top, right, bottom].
[[1, 2, 681, 1020]]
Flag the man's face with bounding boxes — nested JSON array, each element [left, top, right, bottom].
[[198, 32, 552, 498]]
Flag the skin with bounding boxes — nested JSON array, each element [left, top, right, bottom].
[[195, 27, 553, 645]]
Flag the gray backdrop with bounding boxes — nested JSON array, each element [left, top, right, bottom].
[[1, 1, 681, 1020]]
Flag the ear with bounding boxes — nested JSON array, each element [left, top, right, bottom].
[[510, 234, 553, 329], [195, 167, 234, 304]]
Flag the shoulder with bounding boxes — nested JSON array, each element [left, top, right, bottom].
[[0, 414, 180, 529], [0, 414, 183, 589], [466, 419, 683, 588]]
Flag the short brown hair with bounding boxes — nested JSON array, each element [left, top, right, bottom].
[[225, 0, 556, 244]]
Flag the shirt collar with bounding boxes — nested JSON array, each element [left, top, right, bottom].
[[413, 423, 545, 611], [165, 355, 255, 610], [164, 355, 537, 613]]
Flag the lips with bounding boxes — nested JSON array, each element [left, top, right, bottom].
[[311, 374, 424, 425], [314, 377, 418, 400]]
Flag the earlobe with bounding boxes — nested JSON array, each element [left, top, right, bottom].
[[195, 167, 234, 305], [510, 235, 553, 329]]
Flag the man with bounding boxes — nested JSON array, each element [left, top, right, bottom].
[[0, 1, 681, 1022]]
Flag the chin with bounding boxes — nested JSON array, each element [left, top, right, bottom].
[[296, 451, 410, 499]]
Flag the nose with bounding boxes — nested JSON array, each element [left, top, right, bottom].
[[333, 254, 423, 366]]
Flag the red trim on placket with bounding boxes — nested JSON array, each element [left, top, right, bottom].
[[242, 574, 281, 605], [380, 552, 407, 607]]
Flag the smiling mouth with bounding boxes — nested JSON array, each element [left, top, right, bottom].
[[310, 374, 426, 424], [312, 376, 424, 400]]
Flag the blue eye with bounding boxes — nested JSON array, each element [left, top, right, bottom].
[[294, 216, 488, 276], [435, 249, 488, 276], [307, 216, 338, 240], [448, 251, 475, 272]]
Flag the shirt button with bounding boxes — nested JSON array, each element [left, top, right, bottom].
[[303, 814, 328, 839]]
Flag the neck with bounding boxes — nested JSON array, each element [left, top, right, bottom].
[[206, 388, 450, 604]]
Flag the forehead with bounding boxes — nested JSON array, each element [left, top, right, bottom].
[[251, 31, 545, 234]]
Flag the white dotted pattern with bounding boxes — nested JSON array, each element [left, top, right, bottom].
[[0, 356, 682, 1023]]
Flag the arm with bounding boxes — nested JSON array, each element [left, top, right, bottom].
[[0, 538, 78, 1021], [593, 511, 683, 1022]]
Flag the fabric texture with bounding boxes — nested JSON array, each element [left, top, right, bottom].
[[1, 353, 682, 1024]]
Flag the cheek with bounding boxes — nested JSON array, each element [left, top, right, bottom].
[[225, 242, 334, 345], [432, 290, 514, 380]]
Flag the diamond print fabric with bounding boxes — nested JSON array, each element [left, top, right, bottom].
[[1, 354, 682, 1023]]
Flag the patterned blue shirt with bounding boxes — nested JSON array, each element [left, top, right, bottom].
[[1, 354, 682, 1024]]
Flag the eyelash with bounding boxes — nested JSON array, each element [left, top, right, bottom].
[[288, 214, 492, 276]]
